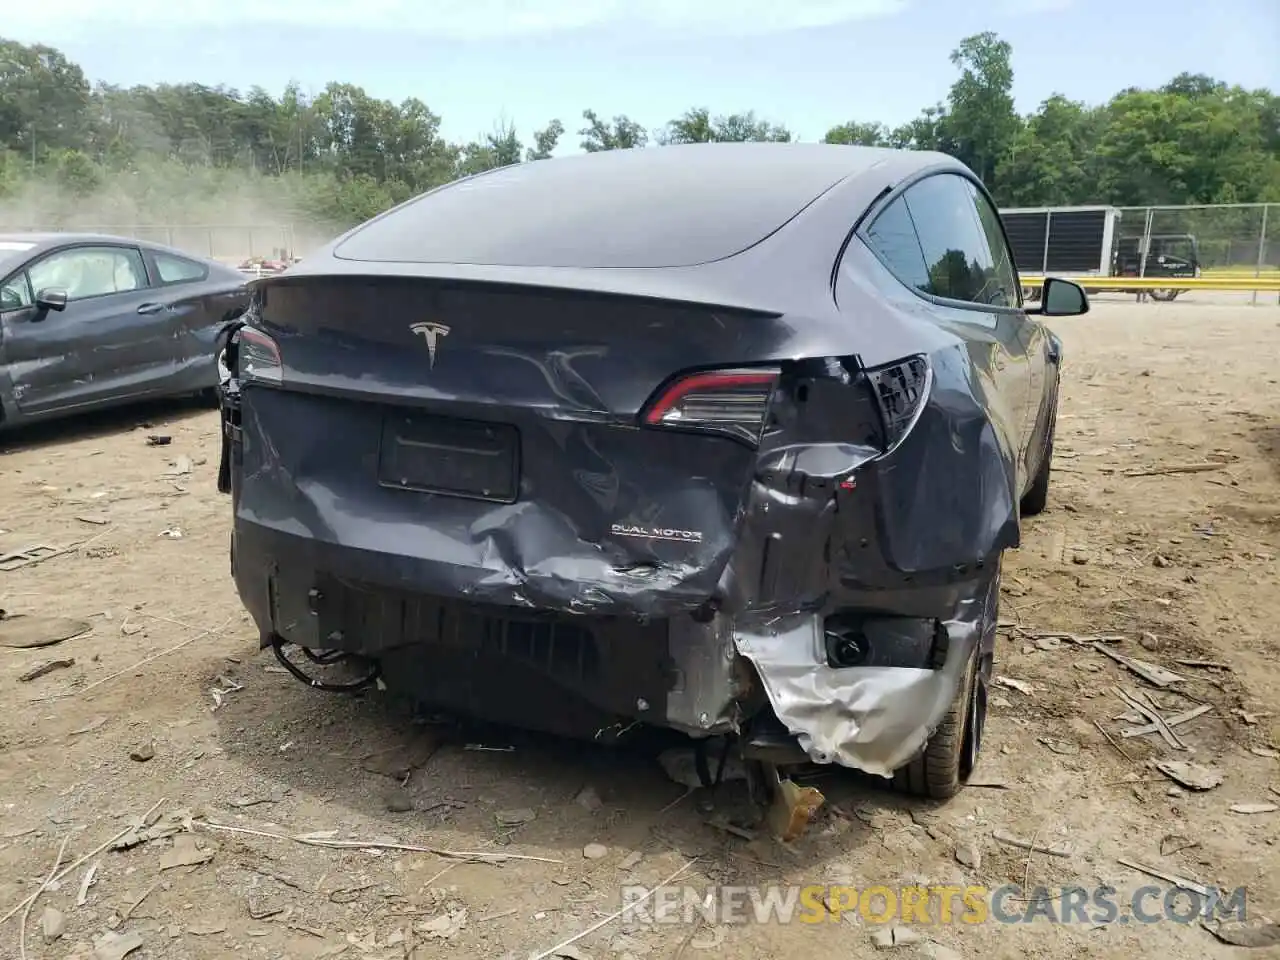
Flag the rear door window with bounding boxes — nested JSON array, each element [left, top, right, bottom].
[[863, 196, 930, 292], [899, 173, 1014, 307], [154, 252, 209, 284]]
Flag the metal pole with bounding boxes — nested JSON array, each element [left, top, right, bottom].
[[1254, 204, 1268, 307], [1041, 211, 1051, 274], [1138, 208, 1153, 278]]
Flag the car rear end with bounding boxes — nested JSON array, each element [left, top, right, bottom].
[[218, 272, 891, 742]]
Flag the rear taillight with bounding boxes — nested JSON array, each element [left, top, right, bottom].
[[643, 367, 779, 445], [239, 327, 283, 385], [865, 355, 930, 450]]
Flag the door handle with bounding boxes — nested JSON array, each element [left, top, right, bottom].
[[137, 302, 166, 315]]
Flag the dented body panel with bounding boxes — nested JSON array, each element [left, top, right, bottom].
[[217, 143, 1061, 776], [0, 232, 249, 432]]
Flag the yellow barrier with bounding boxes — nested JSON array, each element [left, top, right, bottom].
[[1020, 275, 1280, 291]]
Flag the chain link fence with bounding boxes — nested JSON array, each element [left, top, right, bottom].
[[1115, 203, 1276, 275]]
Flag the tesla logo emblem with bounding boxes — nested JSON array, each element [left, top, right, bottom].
[[409, 322, 451, 367]]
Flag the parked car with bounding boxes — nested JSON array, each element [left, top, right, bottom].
[[0, 233, 250, 432], [215, 143, 1087, 800]]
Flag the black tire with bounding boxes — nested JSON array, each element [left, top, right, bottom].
[[1149, 289, 1181, 302], [891, 643, 983, 800]]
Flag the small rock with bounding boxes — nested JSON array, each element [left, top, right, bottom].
[[41, 906, 66, 942], [924, 945, 964, 960], [384, 788, 414, 813], [870, 926, 922, 948], [574, 785, 603, 813], [1139, 632, 1161, 651], [954, 843, 981, 870], [129, 742, 155, 763], [1071, 554, 1089, 565], [583, 843, 608, 860], [1153, 555, 1173, 568]]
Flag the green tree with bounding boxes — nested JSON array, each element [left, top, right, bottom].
[[663, 107, 791, 143], [940, 32, 1020, 188], [579, 109, 647, 151]]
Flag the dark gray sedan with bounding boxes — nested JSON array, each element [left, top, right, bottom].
[[0, 233, 250, 431]]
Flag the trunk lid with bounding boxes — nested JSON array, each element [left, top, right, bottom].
[[230, 276, 800, 614]]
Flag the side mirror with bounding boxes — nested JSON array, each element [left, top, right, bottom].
[[1038, 277, 1089, 317], [35, 288, 69, 312]]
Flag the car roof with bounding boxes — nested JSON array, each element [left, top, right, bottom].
[[332, 142, 942, 271], [0, 231, 237, 276]]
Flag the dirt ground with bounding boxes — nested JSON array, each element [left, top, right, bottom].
[[1, 300, 1278, 960]]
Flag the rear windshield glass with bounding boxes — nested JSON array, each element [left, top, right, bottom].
[[334, 146, 856, 269]]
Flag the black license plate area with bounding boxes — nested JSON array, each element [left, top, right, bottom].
[[377, 413, 519, 502]]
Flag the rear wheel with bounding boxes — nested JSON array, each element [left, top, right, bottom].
[[891, 642, 984, 800], [1149, 288, 1182, 302]]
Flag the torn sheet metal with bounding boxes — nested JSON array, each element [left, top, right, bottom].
[[734, 568, 998, 776]]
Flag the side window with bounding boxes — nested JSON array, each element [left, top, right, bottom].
[[966, 182, 1020, 306], [902, 174, 1015, 307], [864, 196, 930, 292], [154, 252, 208, 285], [27, 246, 148, 303], [0, 272, 33, 312]]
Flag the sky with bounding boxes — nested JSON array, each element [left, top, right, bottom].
[[5, 0, 1278, 149]]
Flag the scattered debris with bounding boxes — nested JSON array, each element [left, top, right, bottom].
[[1115, 687, 1188, 750], [1174, 659, 1231, 670], [197, 818, 563, 863], [112, 808, 190, 851], [76, 861, 101, 906], [619, 850, 643, 871], [158, 528, 183, 539], [1155, 760, 1223, 791], [18, 658, 75, 682], [75, 513, 111, 525], [1201, 918, 1280, 948], [1159, 835, 1199, 857], [360, 736, 439, 779], [1037, 737, 1080, 756], [209, 674, 243, 711], [994, 676, 1034, 696], [161, 456, 192, 477], [1093, 644, 1186, 687], [954, 843, 981, 870], [870, 926, 923, 948], [1093, 720, 1136, 763], [129, 741, 155, 763], [1123, 462, 1228, 477], [0, 615, 91, 649], [146, 435, 171, 446], [0, 544, 62, 573], [992, 831, 1070, 857], [1121, 704, 1211, 741], [384, 787, 414, 813], [1117, 858, 1213, 897], [496, 808, 537, 827], [1228, 803, 1278, 815], [1232, 709, 1272, 726], [40, 906, 66, 942], [159, 834, 214, 870], [767, 776, 825, 842], [583, 843, 608, 860], [1249, 747, 1279, 759], [91, 929, 144, 960], [526, 859, 696, 960], [574, 785, 603, 813], [417, 907, 468, 940]]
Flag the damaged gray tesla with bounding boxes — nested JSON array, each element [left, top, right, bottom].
[[214, 142, 1087, 802]]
